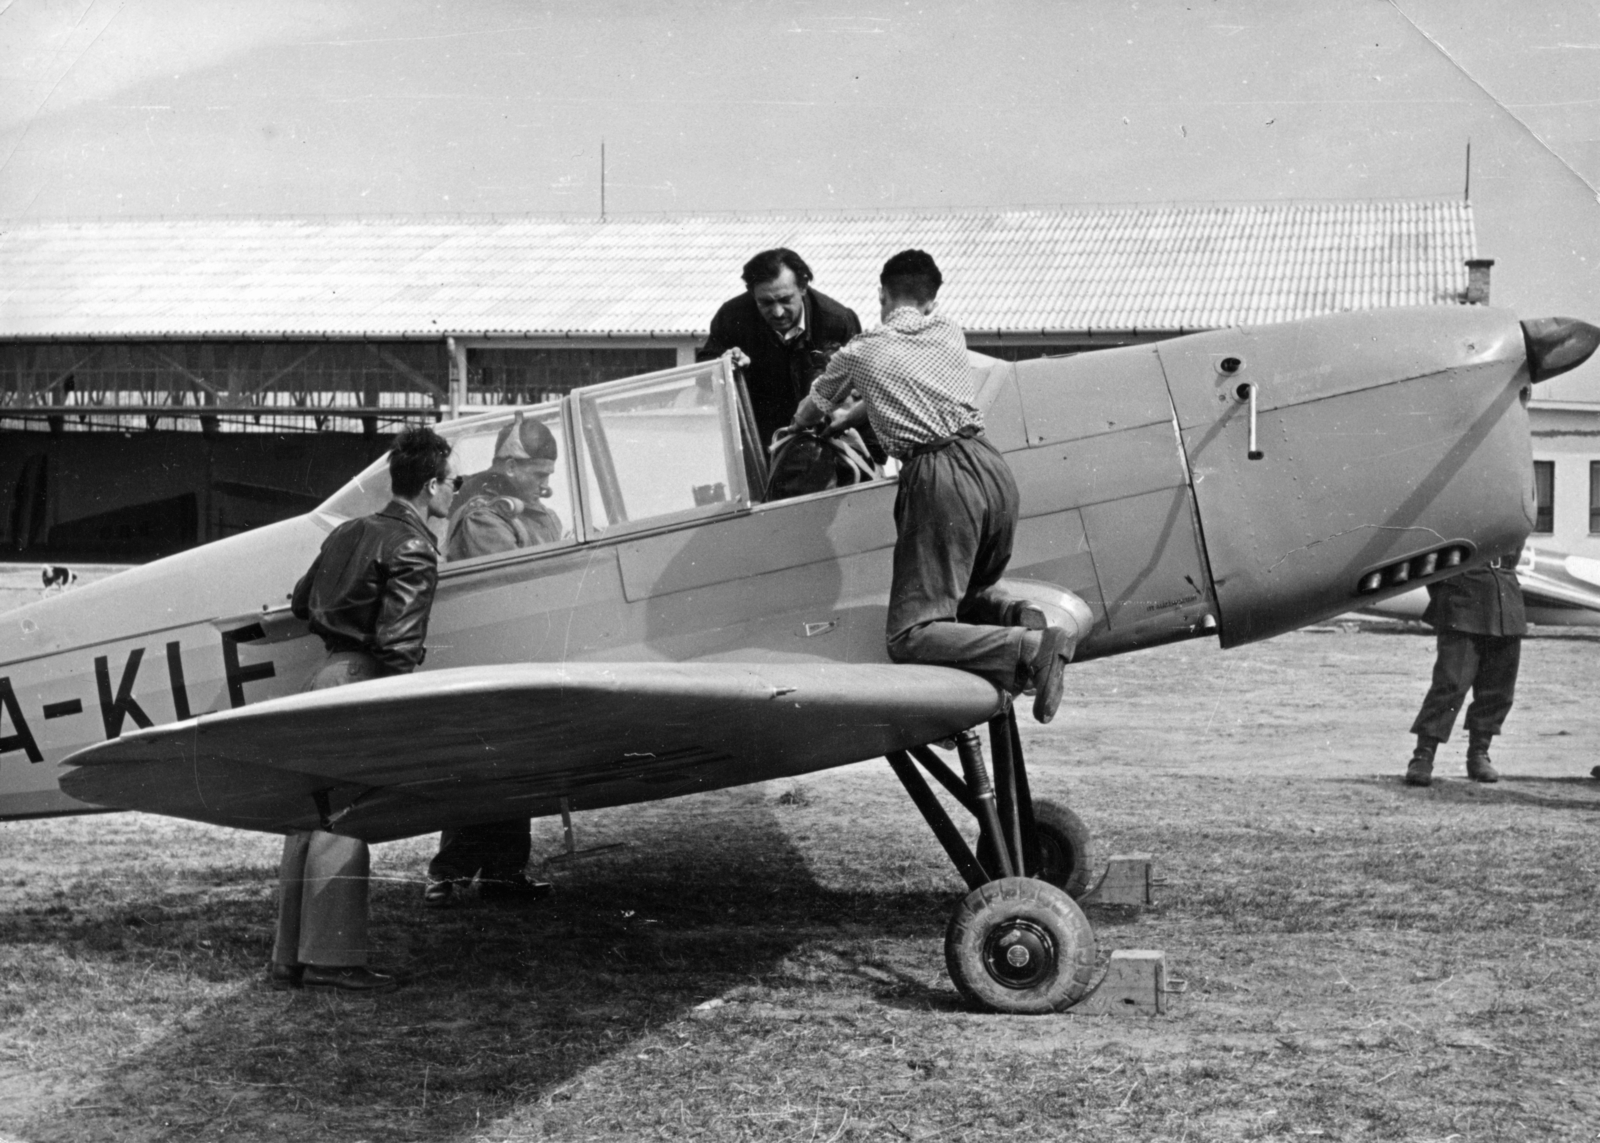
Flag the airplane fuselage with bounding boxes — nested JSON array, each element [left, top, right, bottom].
[[1, 305, 1543, 827]]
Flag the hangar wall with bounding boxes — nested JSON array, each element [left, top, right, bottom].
[[2, 429, 388, 559], [1, 342, 678, 559]]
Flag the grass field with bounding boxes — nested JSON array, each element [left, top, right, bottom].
[[1, 620, 1597, 1142]]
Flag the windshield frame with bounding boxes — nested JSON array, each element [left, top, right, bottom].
[[312, 357, 751, 546]]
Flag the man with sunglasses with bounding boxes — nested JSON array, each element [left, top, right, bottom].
[[274, 424, 456, 993], [423, 415, 564, 908]]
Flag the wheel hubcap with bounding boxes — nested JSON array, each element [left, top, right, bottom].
[[981, 918, 1057, 990]]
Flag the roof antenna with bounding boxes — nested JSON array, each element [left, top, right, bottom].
[[601, 138, 606, 221], [1464, 139, 1471, 202]]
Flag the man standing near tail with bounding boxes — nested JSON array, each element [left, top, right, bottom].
[[788, 249, 1074, 720]]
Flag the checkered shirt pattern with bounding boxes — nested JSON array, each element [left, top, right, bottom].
[[808, 305, 981, 459]]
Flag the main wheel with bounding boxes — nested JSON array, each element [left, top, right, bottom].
[[975, 798, 1094, 899], [945, 877, 1097, 1014]]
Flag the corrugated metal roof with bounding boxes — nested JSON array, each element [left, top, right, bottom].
[[0, 203, 1475, 339]]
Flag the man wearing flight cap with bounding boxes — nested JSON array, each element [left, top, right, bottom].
[[423, 414, 565, 906], [444, 414, 564, 559]]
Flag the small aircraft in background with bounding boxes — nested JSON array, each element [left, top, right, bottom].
[[2, 303, 1595, 1013], [1360, 542, 1600, 627]]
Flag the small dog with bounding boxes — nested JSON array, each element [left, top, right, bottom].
[[41, 565, 77, 593]]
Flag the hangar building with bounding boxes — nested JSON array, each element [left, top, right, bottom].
[[6, 201, 1584, 560]]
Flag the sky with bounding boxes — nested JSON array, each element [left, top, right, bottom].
[[3, 0, 1599, 396]]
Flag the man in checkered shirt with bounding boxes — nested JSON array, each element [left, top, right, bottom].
[[789, 249, 1075, 722]]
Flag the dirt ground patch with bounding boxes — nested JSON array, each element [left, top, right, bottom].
[[1, 620, 1597, 1141]]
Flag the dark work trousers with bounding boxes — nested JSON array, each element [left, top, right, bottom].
[[273, 651, 379, 970], [429, 820, 533, 884], [1409, 629, 1522, 742], [885, 432, 1028, 692]]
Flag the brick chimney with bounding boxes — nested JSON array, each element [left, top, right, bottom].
[[1465, 258, 1494, 305]]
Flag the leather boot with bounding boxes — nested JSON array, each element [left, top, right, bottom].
[[1004, 599, 1049, 631], [1466, 733, 1500, 783], [1404, 736, 1437, 787], [1022, 626, 1072, 724]]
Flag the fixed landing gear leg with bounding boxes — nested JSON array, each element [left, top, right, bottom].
[[889, 706, 1168, 1015], [886, 751, 986, 891], [890, 703, 1091, 896], [955, 727, 1014, 878], [889, 708, 1099, 1013]]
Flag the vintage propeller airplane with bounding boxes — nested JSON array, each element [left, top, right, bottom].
[[2, 304, 1596, 1014]]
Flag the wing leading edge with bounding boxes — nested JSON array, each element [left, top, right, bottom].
[[60, 661, 1006, 842]]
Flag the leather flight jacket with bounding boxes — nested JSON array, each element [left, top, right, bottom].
[[292, 499, 440, 675]]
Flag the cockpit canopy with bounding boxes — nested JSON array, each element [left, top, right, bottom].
[[316, 358, 755, 552]]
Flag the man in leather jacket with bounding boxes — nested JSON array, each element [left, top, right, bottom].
[[423, 416, 562, 907], [271, 425, 455, 993], [1404, 546, 1525, 787]]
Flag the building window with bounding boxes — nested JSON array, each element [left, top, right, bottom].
[[1591, 461, 1600, 534], [1533, 460, 1554, 534]]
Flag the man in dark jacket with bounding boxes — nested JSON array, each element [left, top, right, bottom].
[[272, 425, 455, 992], [1404, 547, 1526, 787], [699, 248, 863, 448], [423, 415, 562, 908]]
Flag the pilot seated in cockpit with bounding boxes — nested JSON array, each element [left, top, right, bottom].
[[424, 414, 563, 910], [445, 415, 564, 560]]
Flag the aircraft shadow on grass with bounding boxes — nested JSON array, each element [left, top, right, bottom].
[[3, 797, 1012, 1141], [1343, 774, 1600, 814], [1419, 775, 1600, 814]]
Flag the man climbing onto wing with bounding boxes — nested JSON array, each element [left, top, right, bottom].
[[788, 249, 1075, 721]]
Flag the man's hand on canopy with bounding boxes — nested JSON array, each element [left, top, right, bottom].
[[827, 394, 869, 436]]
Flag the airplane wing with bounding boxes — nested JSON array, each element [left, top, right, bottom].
[[1517, 549, 1600, 620], [59, 661, 1005, 842]]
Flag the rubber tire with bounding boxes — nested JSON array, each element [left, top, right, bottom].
[[945, 876, 1097, 1014], [975, 798, 1094, 900]]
